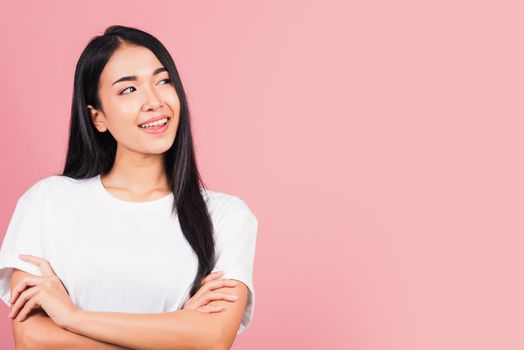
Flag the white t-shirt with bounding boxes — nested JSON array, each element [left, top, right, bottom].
[[0, 175, 258, 334]]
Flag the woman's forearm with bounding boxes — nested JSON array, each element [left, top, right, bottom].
[[64, 308, 225, 350], [19, 310, 130, 350]]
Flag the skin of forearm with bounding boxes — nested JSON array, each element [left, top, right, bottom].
[[16, 310, 129, 350], [65, 308, 225, 350]]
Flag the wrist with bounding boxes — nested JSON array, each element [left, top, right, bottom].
[[64, 308, 86, 333]]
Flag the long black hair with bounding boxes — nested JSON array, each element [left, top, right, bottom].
[[61, 24, 216, 298]]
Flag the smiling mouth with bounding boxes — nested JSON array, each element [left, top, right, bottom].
[[138, 117, 169, 129]]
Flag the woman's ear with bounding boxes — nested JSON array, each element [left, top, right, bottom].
[[87, 104, 108, 132]]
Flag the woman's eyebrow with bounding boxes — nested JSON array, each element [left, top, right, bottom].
[[112, 67, 167, 86]]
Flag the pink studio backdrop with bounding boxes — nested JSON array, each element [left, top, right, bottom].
[[1, 1, 523, 349]]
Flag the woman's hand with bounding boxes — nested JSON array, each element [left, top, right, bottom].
[[8, 254, 79, 329], [182, 270, 240, 313]]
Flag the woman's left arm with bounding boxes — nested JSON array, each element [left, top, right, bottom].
[[64, 282, 248, 350]]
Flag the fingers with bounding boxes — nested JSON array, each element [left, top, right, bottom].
[[10, 275, 44, 306], [182, 271, 240, 313], [194, 291, 238, 306], [15, 296, 38, 322], [188, 290, 239, 310], [9, 286, 39, 320], [18, 255, 57, 276], [197, 305, 224, 313], [200, 271, 224, 286], [192, 278, 239, 301]]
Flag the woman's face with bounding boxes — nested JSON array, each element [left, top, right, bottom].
[[87, 44, 180, 156]]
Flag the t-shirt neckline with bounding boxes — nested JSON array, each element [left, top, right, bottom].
[[95, 174, 174, 209]]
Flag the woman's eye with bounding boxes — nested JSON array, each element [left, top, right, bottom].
[[119, 79, 171, 95], [119, 86, 135, 95]]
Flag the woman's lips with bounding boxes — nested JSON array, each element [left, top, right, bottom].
[[138, 119, 169, 134]]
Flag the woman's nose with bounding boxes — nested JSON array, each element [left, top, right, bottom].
[[142, 86, 163, 110]]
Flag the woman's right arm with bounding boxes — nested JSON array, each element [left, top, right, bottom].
[[11, 269, 130, 350]]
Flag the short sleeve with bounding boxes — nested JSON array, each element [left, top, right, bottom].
[[212, 196, 258, 334], [0, 182, 46, 308]]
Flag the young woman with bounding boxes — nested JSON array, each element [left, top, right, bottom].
[[0, 25, 258, 349]]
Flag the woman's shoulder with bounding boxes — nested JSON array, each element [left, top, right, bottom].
[[17, 174, 95, 204], [201, 187, 256, 220]]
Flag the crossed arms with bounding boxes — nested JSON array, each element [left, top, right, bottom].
[[10, 269, 248, 350]]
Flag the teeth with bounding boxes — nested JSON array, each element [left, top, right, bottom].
[[139, 118, 168, 128]]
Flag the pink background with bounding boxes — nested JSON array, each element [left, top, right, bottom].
[[1, 1, 523, 349]]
